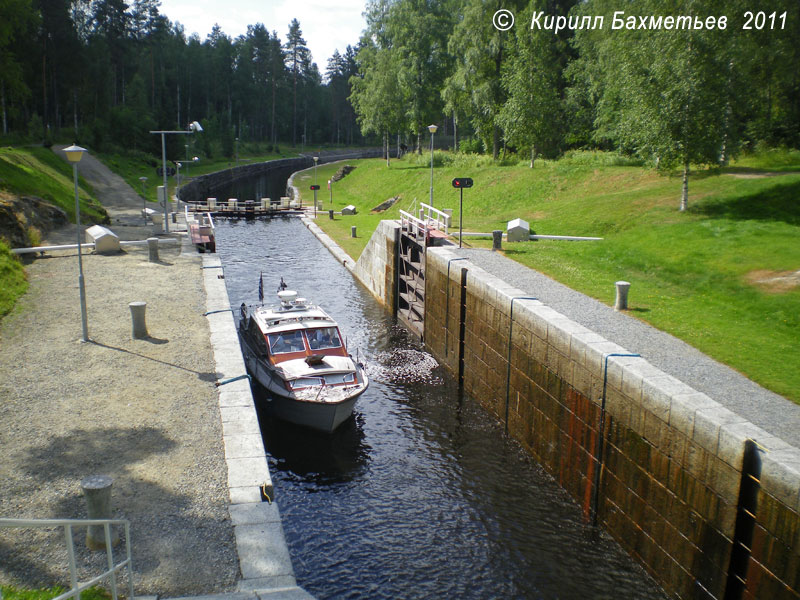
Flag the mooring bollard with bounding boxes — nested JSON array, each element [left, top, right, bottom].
[[329, 210, 334, 220], [615, 281, 631, 311], [351, 226, 357, 238], [147, 237, 159, 262], [129, 301, 148, 339], [81, 475, 119, 550], [492, 230, 503, 251]]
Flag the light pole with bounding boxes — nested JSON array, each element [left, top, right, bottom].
[[139, 176, 147, 224], [64, 144, 89, 342], [313, 156, 320, 217], [428, 124, 438, 207], [151, 120, 203, 234]]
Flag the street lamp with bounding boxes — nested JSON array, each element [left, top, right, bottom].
[[150, 120, 203, 234], [428, 124, 438, 207], [139, 176, 147, 224], [313, 156, 320, 217], [64, 144, 89, 342]]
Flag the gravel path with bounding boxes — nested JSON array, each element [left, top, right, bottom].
[[455, 248, 800, 449], [0, 149, 237, 596]]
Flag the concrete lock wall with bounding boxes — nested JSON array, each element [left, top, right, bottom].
[[351, 220, 401, 313], [421, 246, 800, 600], [327, 219, 800, 600]]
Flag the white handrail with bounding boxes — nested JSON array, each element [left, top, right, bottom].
[[0, 518, 135, 600], [419, 202, 450, 235]]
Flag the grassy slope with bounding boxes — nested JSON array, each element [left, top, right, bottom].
[[0, 239, 27, 317], [0, 146, 106, 318], [296, 151, 800, 403], [0, 146, 105, 222]]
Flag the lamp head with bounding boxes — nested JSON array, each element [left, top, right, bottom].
[[188, 121, 203, 133], [428, 124, 438, 134], [64, 144, 87, 163], [313, 156, 319, 164]]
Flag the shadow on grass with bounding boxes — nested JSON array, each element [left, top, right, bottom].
[[688, 180, 800, 226]]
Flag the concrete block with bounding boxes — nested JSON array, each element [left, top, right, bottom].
[[220, 405, 259, 423], [218, 389, 254, 408], [669, 392, 719, 438], [230, 486, 263, 505], [569, 331, 607, 366], [235, 522, 294, 579], [227, 456, 272, 489], [229, 501, 282, 525], [641, 375, 690, 424], [760, 449, 800, 511], [224, 434, 267, 460], [85, 225, 120, 254], [583, 340, 628, 375], [507, 218, 530, 242], [341, 204, 357, 215], [716, 421, 788, 470], [693, 405, 747, 454], [605, 354, 644, 394], [222, 416, 262, 437]]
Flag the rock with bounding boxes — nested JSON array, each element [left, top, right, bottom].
[[371, 195, 401, 213], [0, 193, 68, 248], [331, 164, 356, 183]]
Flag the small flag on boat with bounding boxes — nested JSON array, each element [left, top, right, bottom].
[[258, 272, 264, 303]]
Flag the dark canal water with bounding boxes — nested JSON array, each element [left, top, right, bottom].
[[214, 217, 667, 600]]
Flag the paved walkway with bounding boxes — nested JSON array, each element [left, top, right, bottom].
[[454, 248, 800, 449]]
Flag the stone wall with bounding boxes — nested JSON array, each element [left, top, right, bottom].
[[424, 246, 800, 600], [351, 220, 401, 312]]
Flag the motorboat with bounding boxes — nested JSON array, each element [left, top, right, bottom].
[[238, 284, 368, 433]]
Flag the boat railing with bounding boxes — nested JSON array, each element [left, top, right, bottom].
[[0, 517, 135, 600]]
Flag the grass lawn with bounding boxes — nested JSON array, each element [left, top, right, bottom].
[[0, 586, 111, 600], [295, 150, 800, 403]]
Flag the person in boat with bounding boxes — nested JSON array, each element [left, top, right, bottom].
[[270, 331, 304, 354], [309, 327, 341, 350]]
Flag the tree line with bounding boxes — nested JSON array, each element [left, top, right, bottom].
[[0, 0, 361, 158], [350, 0, 799, 206], [1, 0, 798, 208]]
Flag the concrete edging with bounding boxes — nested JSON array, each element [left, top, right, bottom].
[[201, 253, 302, 594]]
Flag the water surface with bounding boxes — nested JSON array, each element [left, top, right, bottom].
[[215, 218, 667, 600]]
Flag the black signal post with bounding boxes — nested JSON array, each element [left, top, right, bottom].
[[451, 178, 473, 248]]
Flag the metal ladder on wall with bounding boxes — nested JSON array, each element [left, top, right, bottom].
[[0, 518, 135, 600]]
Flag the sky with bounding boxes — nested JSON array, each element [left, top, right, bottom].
[[157, 0, 368, 69]]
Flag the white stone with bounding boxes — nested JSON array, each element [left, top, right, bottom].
[[506, 218, 530, 242], [85, 225, 120, 254], [342, 204, 357, 215]]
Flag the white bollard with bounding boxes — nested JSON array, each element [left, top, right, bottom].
[[615, 281, 631, 311], [147, 237, 159, 262], [81, 475, 119, 550], [129, 301, 148, 339]]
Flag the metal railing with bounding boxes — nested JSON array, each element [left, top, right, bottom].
[[419, 203, 450, 235], [0, 518, 135, 600]]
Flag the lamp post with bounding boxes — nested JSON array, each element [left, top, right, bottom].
[[428, 124, 438, 207], [64, 144, 89, 342], [151, 120, 203, 234], [139, 176, 147, 224]]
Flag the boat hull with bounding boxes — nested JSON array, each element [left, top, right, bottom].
[[239, 333, 366, 433]]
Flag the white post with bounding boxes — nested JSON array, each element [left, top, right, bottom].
[[615, 281, 631, 311]]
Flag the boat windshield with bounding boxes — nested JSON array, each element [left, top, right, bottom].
[[268, 331, 305, 354], [306, 327, 342, 350]]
